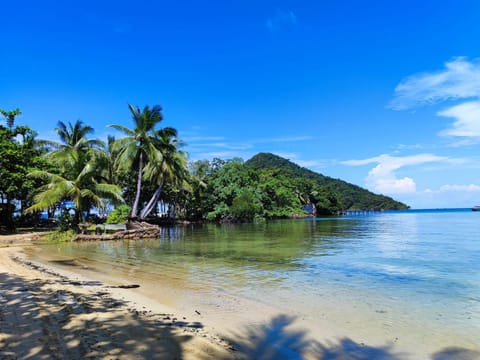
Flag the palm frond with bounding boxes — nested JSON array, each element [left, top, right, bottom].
[[108, 124, 135, 136]]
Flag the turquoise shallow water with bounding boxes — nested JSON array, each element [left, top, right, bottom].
[[30, 209, 480, 354]]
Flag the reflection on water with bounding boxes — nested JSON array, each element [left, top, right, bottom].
[[29, 210, 480, 349]]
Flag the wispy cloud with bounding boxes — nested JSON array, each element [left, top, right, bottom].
[[187, 141, 248, 148], [438, 184, 480, 192], [437, 101, 480, 137], [182, 136, 225, 142], [183, 129, 321, 167], [389, 57, 480, 110], [390, 57, 480, 142], [394, 143, 426, 151], [266, 9, 297, 33], [254, 135, 313, 143], [343, 153, 449, 194], [398, 183, 480, 209], [197, 151, 247, 159], [185, 134, 315, 154]]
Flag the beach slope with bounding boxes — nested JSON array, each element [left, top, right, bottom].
[[0, 239, 233, 359]]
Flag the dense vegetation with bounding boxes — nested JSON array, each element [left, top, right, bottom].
[[246, 153, 408, 212], [0, 105, 408, 232]]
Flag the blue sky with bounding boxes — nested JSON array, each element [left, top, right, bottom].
[[2, 0, 480, 209]]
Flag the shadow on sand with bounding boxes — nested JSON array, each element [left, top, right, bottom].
[[1, 270, 479, 359], [224, 314, 480, 360], [0, 272, 196, 359]]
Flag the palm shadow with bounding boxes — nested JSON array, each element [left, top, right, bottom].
[[432, 347, 480, 360], [224, 314, 403, 360], [0, 271, 199, 359]]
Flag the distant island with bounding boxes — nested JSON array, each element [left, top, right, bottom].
[[245, 152, 409, 214], [185, 152, 408, 223]]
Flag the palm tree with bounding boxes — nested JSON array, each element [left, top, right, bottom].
[[27, 121, 123, 229], [140, 131, 188, 219], [42, 120, 104, 151], [109, 104, 176, 219], [26, 156, 124, 227], [0, 108, 22, 130]]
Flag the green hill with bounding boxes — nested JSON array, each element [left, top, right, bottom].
[[245, 152, 409, 211]]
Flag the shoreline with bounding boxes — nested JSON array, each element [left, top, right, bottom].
[[0, 241, 235, 359], [2, 235, 480, 359]]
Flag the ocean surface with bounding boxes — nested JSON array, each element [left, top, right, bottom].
[[28, 209, 480, 357]]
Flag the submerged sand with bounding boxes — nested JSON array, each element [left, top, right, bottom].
[[1, 234, 480, 359]]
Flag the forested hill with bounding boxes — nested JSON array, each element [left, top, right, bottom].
[[245, 152, 409, 211]]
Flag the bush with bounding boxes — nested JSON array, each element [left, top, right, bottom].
[[230, 190, 262, 221], [46, 229, 76, 242], [106, 205, 131, 224], [58, 209, 74, 231]]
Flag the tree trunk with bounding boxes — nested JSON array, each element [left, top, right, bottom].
[[5, 196, 15, 231], [131, 152, 144, 218], [140, 182, 164, 219]]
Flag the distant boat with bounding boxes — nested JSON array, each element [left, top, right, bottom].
[[472, 206, 480, 211]]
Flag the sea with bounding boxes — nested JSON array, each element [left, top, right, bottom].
[[27, 208, 480, 358]]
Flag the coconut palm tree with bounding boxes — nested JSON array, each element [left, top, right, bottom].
[[26, 121, 123, 229], [139, 131, 188, 219], [26, 156, 124, 227], [109, 104, 176, 219], [0, 108, 22, 130], [41, 120, 104, 151]]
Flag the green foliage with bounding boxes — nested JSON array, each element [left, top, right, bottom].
[[246, 152, 409, 211], [46, 229, 76, 243], [0, 123, 47, 230], [182, 153, 408, 223], [1, 103, 408, 231], [106, 205, 131, 224], [109, 104, 175, 218], [184, 158, 310, 222], [0, 108, 22, 129], [57, 209, 74, 232], [230, 190, 262, 221], [27, 120, 124, 230]]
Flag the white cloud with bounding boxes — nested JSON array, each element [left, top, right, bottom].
[[390, 57, 480, 141], [254, 135, 314, 143], [266, 9, 297, 33], [390, 57, 480, 110], [395, 143, 425, 150], [182, 136, 225, 142], [296, 159, 325, 168], [437, 101, 480, 137], [271, 151, 298, 160], [399, 183, 480, 209], [196, 151, 247, 159], [439, 184, 480, 192], [188, 142, 253, 151], [343, 153, 448, 194]]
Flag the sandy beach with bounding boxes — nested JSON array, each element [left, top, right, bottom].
[[2, 234, 480, 360], [0, 236, 236, 359]]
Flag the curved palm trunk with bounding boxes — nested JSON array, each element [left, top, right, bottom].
[[140, 181, 164, 219], [131, 152, 144, 218]]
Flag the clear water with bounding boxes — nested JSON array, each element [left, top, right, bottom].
[[30, 209, 480, 354]]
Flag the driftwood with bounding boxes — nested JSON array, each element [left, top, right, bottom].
[[73, 221, 160, 241]]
